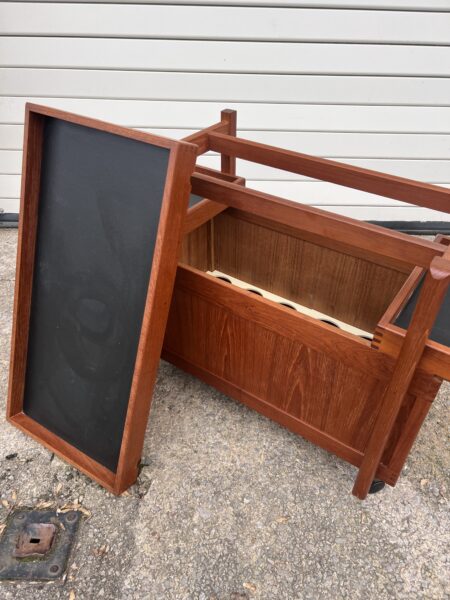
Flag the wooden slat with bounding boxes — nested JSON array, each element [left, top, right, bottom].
[[249, 181, 450, 206], [228, 159, 450, 183], [108, 130, 450, 160], [190, 173, 447, 268], [2, 4, 450, 44], [2, 38, 450, 76], [2, 70, 450, 107], [209, 133, 450, 213]]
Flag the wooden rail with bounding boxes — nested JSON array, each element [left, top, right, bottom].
[[208, 132, 450, 214], [191, 172, 447, 269]]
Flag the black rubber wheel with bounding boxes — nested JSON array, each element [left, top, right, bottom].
[[368, 479, 386, 494]]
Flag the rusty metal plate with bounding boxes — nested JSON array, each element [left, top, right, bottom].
[[0, 509, 81, 581]]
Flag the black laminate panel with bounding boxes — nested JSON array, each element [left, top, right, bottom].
[[23, 118, 170, 472], [394, 276, 450, 347]]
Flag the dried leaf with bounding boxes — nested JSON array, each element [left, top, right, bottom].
[[275, 515, 290, 524], [11, 491, 17, 502], [36, 501, 54, 509], [92, 544, 109, 558], [69, 590, 76, 600], [243, 582, 257, 593], [1, 500, 10, 508], [58, 503, 78, 513], [55, 482, 63, 494]]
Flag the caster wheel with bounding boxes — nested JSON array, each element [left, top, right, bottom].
[[368, 479, 385, 494]]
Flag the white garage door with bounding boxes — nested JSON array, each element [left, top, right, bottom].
[[0, 0, 449, 225]]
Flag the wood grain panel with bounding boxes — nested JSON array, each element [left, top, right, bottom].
[[180, 222, 212, 272], [164, 285, 387, 455], [213, 211, 407, 331]]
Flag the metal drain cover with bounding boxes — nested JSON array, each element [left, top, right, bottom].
[[0, 509, 81, 581]]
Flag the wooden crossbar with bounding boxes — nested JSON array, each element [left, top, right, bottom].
[[208, 132, 450, 215], [191, 172, 447, 269]]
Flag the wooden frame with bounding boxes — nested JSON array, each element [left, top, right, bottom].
[[374, 235, 450, 382], [164, 109, 450, 500], [7, 103, 197, 494]]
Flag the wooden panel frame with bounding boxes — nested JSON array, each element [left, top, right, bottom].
[[7, 103, 197, 495], [163, 265, 441, 488], [184, 165, 245, 234], [374, 234, 450, 382]]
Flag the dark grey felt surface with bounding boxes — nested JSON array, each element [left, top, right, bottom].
[[23, 117, 170, 472], [394, 276, 450, 347]]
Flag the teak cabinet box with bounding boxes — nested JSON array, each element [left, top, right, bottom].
[[164, 209, 444, 493], [163, 110, 450, 499]]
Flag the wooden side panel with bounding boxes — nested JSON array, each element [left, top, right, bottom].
[[163, 267, 442, 488], [213, 211, 407, 332], [180, 222, 212, 272], [164, 284, 388, 458]]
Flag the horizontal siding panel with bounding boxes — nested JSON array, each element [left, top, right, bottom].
[[2, 38, 450, 76], [2, 69, 450, 107], [3, 174, 450, 203], [0, 175, 20, 198], [2, 4, 450, 44], [0, 150, 22, 172], [6, 2, 450, 10], [2, 149, 450, 184], [0, 128, 449, 160], [0, 198, 19, 213], [2, 98, 450, 133], [4, 148, 450, 183], [0, 125, 22, 148]]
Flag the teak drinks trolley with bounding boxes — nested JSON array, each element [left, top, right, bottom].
[[8, 106, 450, 500], [163, 110, 450, 500]]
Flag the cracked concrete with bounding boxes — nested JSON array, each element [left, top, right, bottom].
[[0, 228, 449, 599]]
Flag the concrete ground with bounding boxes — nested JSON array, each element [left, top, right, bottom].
[[0, 228, 448, 600]]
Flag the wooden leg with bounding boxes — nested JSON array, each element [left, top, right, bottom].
[[353, 254, 450, 499], [220, 109, 237, 175]]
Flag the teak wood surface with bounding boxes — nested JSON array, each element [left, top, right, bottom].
[[7, 103, 197, 494], [9, 105, 450, 499], [166, 109, 450, 499], [353, 246, 450, 498]]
